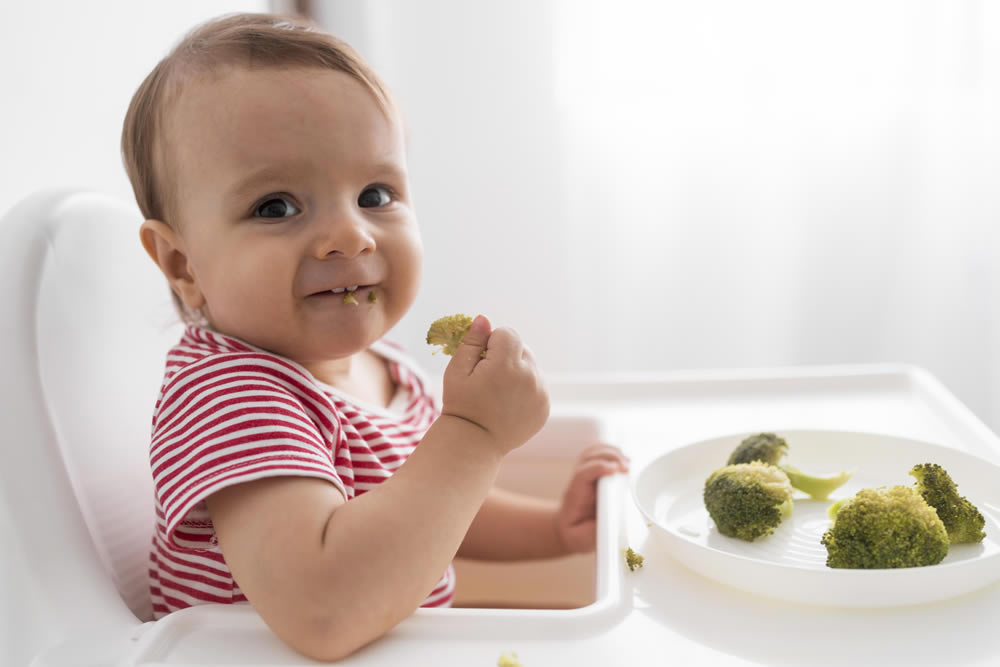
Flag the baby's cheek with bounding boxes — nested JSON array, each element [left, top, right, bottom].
[[207, 265, 282, 327]]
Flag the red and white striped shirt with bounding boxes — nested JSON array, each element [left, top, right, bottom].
[[148, 325, 453, 618]]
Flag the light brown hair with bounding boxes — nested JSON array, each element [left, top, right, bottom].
[[121, 12, 394, 226]]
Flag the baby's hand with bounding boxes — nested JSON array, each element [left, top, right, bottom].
[[556, 444, 630, 553], [441, 315, 549, 455]]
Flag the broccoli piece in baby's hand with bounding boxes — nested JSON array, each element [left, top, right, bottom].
[[728, 433, 852, 500], [821, 486, 949, 569], [910, 463, 986, 544], [704, 461, 794, 541], [426, 314, 474, 356]]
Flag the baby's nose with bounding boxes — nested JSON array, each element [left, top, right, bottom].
[[312, 211, 376, 258]]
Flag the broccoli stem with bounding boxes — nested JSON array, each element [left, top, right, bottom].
[[779, 464, 852, 501], [827, 497, 849, 518], [778, 497, 794, 518]]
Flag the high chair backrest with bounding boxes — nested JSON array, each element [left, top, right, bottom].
[[0, 190, 182, 664]]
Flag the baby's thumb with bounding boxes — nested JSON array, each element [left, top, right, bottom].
[[450, 315, 491, 373]]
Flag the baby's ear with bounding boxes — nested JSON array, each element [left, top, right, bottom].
[[139, 219, 206, 311]]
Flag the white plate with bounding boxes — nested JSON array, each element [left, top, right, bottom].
[[632, 430, 1000, 607]]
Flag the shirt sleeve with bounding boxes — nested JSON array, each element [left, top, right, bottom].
[[149, 352, 345, 549]]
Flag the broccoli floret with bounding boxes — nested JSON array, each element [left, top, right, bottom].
[[624, 547, 644, 571], [728, 432, 789, 466], [910, 463, 986, 544], [704, 461, 794, 541], [728, 432, 852, 500], [821, 486, 949, 568], [367, 290, 378, 304], [426, 314, 474, 356]]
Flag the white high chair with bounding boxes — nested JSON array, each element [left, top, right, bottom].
[[0, 190, 628, 666], [0, 189, 182, 665]]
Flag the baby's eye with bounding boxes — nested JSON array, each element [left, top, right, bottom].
[[255, 197, 300, 219], [358, 186, 392, 208]]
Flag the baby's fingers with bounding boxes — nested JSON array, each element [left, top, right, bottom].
[[565, 457, 625, 502], [449, 315, 491, 375], [577, 443, 630, 472], [482, 326, 524, 362], [521, 342, 537, 365]]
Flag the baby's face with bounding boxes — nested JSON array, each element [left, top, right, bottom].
[[165, 66, 422, 365]]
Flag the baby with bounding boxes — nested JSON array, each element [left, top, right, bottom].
[[122, 12, 627, 661]]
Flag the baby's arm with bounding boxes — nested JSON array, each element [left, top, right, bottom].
[[458, 444, 629, 559], [206, 316, 549, 661]]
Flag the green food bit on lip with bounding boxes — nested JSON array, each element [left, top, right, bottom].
[[426, 313, 474, 355], [368, 290, 377, 304], [343, 291, 359, 305], [624, 547, 644, 571]]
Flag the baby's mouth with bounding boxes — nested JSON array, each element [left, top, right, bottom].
[[307, 284, 378, 304]]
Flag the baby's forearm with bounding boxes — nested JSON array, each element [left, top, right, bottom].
[[457, 488, 566, 560], [308, 415, 504, 656]]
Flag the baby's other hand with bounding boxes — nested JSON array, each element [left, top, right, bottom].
[[556, 444, 630, 553], [441, 315, 549, 455]]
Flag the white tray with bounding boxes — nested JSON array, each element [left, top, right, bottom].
[[30, 365, 1000, 667]]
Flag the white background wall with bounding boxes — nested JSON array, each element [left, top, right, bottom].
[[3, 1, 1000, 434], [1, 1, 270, 210], [318, 0, 1000, 433]]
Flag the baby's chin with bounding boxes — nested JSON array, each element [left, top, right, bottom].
[[209, 325, 370, 364], [286, 328, 388, 364]]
